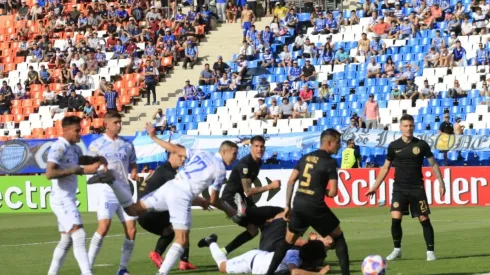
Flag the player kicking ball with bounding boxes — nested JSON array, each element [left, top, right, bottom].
[[365, 114, 446, 261], [197, 234, 331, 275], [88, 123, 239, 275], [46, 116, 105, 275], [86, 112, 139, 275]]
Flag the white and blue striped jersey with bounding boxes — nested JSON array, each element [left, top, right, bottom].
[[175, 149, 226, 198], [47, 137, 83, 201]]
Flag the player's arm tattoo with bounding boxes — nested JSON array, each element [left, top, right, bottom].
[[286, 169, 300, 207], [371, 159, 392, 191], [427, 156, 445, 188], [241, 178, 271, 197], [45, 162, 82, 180]]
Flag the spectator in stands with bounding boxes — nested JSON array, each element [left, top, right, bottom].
[[17, 39, 30, 56], [0, 81, 13, 100], [43, 85, 56, 106], [112, 39, 127, 59], [402, 79, 419, 105], [480, 82, 490, 104], [273, 2, 288, 20], [288, 60, 302, 81], [476, 43, 489, 68], [235, 55, 248, 78], [253, 98, 267, 120], [67, 90, 86, 112], [182, 80, 197, 100], [153, 108, 167, 133], [447, 32, 458, 51], [0, 93, 10, 114], [317, 80, 333, 102], [267, 98, 280, 123], [226, 1, 238, 23], [299, 84, 313, 104], [372, 17, 389, 38], [83, 101, 95, 121], [96, 77, 109, 96], [261, 48, 275, 68], [104, 84, 119, 112], [16, 0, 30, 20], [245, 24, 258, 45], [74, 71, 90, 90], [318, 43, 334, 65], [382, 57, 396, 78], [424, 47, 440, 68], [454, 117, 464, 134], [279, 97, 293, 118], [199, 64, 215, 85], [183, 42, 198, 69], [311, 12, 327, 35], [450, 40, 466, 69], [347, 9, 360, 25], [293, 33, 305, 51], [449, 79, 466, 98], [217, 72, 232, 91], [269, 16, 282, 36], [143, 59, 158, 106], [38, 65, 51, 85], [70, 53, 85, 68], [275, 80, 291, 97], [348, 117, 359, 129], [367, 57, 381, 78], [387, 21, 399, 39], [300, 59, 316, 81], [278, 45, 292, 67], [396, 63, 419, 84], [77, 12, 89, 31], [285, 8, 298, 30], [473, 8, 488, 35], [293, 97, 308, 118], [439, 46, 451, 67], [430, 3, 444, 21], [398, 18, 415, 39], [256, 77, 270, 97], [391, 86, 402, 100], [357, 33, 370, 56], [24, 66, 41, 87], [341, 139, 361, 168], [334, 47, 351, 64], [238, 41, 254, 60], [420, 79, 436, 99], [30, 44, 44, 62], [439, 113, 454, 165], [363, 94, 380, 129], [369, 34, 386, 56], [213, 56, 230, 76]]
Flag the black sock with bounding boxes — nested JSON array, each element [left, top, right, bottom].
[[391, 218, 403, 249], [180, 247, 190, 262], [155, 232, 175, 255], [333, 233, 350, 275], [265, 240, 293, 275], [224, 231, 255, 254], [420, 219, 435, 251]]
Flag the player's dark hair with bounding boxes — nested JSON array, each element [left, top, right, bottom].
[[61, 116, 82, 128], [299, 240, 327, 270], [320, 128, 341, 143], [104, 111, 122, 120], [219, 140, 238, 151], [250, 135, 265, 145], [400, 114, 415, 122]]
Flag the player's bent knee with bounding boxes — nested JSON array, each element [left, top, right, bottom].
[[68, 224, 84, 235], [174, 229, 190, 247], [419, 215, 429, 222], [218, 261, 227, 273], [329, 226, 342, 238], [391, 211, 403, 219], [247, 224, 259, 236]]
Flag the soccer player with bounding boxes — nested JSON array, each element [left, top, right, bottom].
[[198, 235, 331, 275], [265, 129, 351, 275], [46, 116, 104, 275], [86, 112, 139, 275], [88, 122, 239, 275], [365, 114, 446, 261], [220, 135, 282, 254], [138, 149, 198, 270]]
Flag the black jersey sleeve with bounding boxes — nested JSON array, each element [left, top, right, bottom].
[[386, 143, 395, 161], [421, 140, 434, 158], [236, 162, 251, 180], [326, 158, 338, 180]]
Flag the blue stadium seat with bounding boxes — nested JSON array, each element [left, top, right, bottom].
[[463, 105, 475, 113], [186, 122, 198, 130], [210, 92, 221, 100], [177, 108, 188, 116], [187, 100, 199, 108], [223, 91, 235, 100], [204, 107, 215, 115], [194, 115, 206, 122], [441, 98, 454, 107], [192, 107, 203, 115], [166, 108, 177, 116], [182, 115, 193, 123], [201, 99, 212, 108], [459, 97, 471, 106], [168, 115, 177, 124]]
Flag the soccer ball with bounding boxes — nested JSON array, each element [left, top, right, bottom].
[[361, 255, 386, 275]]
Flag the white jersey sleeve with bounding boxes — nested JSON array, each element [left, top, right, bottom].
[[210, 162, 226, 191], [47, 141, 68, 165], [48, 138, 82, 200]]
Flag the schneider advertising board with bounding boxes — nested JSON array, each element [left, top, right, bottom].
[[1, 167, 489, 213]]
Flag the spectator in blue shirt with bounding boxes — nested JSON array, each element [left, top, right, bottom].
[[200, 4, 212, 33], [39, 65, 51, 85], [335, 47, 351, 64], [312, 13, 327, 35], [113, 39, 127, 59], [369, 34, 386, 56], [116, 6, 129, 23], [451, 40, 466, 69], [183, 42, 199, 69], [324, 12, 339, 34], [104, 84, 119, 112], [476, 43, 488, 66], [288, 60, 302, 81], [182, 80, 197, 100]]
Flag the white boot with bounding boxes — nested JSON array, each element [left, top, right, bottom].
[[386, 248, 402, 261], [427, 251, 436, 261]]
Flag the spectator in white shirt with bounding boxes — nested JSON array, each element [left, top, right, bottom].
[[239, 41, 255, 60], [268, 97, 281, 124], [253, 98, 268, 120], [367, 57, 381, 78], [473, 8, 487, 34], [424, 47, 440, 68], [153, 108, 167, 133], [43, 85, 56, 105], [278, 45, 292, 67], [293, 97, 308, 118], [13, 83, 27, 99], [74, 71, 90, 90]]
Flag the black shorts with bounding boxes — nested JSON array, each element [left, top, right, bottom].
[[288, 206, 340, 237], [391, 188, 431, 218], [138, 211, 171, 236]]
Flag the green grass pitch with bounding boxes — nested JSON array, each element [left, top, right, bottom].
[[1, 207, 490, 275]]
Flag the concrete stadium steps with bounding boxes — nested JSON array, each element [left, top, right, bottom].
[[120, 19, 270, 135]]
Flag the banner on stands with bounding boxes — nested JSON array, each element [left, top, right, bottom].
[[0, 176, 88, 213]]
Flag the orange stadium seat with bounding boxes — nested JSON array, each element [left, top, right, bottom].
[[13, 114, 25, 123], [92, 118, 104, 128]]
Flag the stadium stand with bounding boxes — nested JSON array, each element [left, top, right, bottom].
[[145, 1, 490, 167], [0, 0, 211, 140]]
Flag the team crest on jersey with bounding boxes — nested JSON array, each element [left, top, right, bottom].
[[243, 168, 248, 175], [412, 147, 420, 155], [393, 202, 399, 208]]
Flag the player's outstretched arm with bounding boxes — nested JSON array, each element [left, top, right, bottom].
[[365, 159, 392, 197], [145, 122, 187, 156], [209, 189, 237, 217], [46, 161, 101, 180], [285, 169, 300, 208], [427, 156, 446, 198], [290, 265, 331, 275], [241, 178, 281, 198]]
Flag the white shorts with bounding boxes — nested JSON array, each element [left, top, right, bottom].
[[97, 200, 137, 222], [141, 180, 192, 230], [51, 198, 83, 233], [226, 250, 272, 274]]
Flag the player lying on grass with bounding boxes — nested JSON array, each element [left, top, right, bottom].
[[198, 234, 331, 275], [87, 123, 240, 275]]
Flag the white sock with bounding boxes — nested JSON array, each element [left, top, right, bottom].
[[394, 248, 401, 252], [158, 243, 184, 274], [71, 228, 93, 275], [88, 232, 104, 268], [110, 180, 134, 208], [48, 234, 72, 275], [119, 239, 135, 270], [209, 243, 228, 267]]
